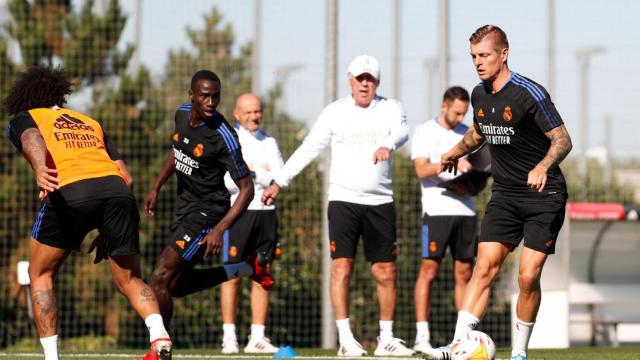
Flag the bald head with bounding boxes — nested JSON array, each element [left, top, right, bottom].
[[234, 93, 263, 132]]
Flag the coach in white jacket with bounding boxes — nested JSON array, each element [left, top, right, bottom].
[[262, 55, 413, 357]]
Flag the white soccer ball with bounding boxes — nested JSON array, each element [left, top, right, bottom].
[[451, 330, 496, 360]]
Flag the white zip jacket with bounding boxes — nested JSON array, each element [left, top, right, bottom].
[[274, 95, 408, 206], [225, 125, 284, 210]]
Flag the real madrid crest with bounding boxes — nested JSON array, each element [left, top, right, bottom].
[[193, 143, 204, 157], [503, 105, 512, 121]]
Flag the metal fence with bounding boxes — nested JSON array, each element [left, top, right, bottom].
[[0, 0, 637, 352]]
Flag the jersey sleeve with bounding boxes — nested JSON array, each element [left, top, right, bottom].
[[219, 122, 250, 180], [6, 111, 38, 152], [378, 100, 409, 151], [410, 124, 430, 160], [103, 133, 123, 160], [527, 85, 564, 133]]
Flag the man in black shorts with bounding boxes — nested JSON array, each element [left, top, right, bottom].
[[4, 66, 172, 360], [410, 86, 477, 354], [423, 25, 573, 360], [219, 93, 283, 354], [142, 71, 269, 358]]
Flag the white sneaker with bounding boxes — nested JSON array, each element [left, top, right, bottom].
[[413, 335, 433, 354], [221, 337, 239, 354], [374, 337, 415, 356], [421, 343, 453, 359], [244, 335, 279, 353], [337, 338, 367, 357]]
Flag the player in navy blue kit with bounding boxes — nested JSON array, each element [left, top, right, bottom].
[[142, 70, 269, 358], [423, 25, 573, 360]]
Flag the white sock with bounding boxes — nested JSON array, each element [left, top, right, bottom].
[[250, 324, 266, 340], [336, 318, 355, 343], [144, 313, 169, 342], [512, 318, 535, 357], [223, 262, 253, 279], [379, 320, 394, 341], [222, 323, 236, 340], [453, 310, 479, 341], [40, 335, 59, 360], [416, 321, 430, 342]]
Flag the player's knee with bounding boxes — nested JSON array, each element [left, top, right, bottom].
[[372, 262, 396, 285], [518, 270, 540, 292], [151, 265, 172, 289]]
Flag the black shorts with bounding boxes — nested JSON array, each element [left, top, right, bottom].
[[479, 192, 567, 254], [222, 210, 277, 264], [421, 214, 476, 261], [328, 201, 397, 263], [32, 193, 140, 256], [168, 211, 224, 263]]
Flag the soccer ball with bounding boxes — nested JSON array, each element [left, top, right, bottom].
[[451, 330, 496, 360]]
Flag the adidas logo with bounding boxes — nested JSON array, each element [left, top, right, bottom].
[[54, 113, 95, 131]]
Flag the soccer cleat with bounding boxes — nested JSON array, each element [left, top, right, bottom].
[[420, 343, 452, 360], [374, 337, 415, 356], [221, 337, 239, 354], [138, 337, 172, 360], [244, 335, 279, 353], [413, 335, 433, 354], [337, 339, 367, 357], [248, 254, 274, 291], [511, 355, 528, 360]]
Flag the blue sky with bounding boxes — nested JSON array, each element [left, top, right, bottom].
[[116, 0, 639, 157]]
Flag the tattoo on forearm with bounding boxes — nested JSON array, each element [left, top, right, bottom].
[[139, 285, 156, 304], [459, 126, 485, 155], [539, 126, 573, 170], [21, 129, 48, 170], [33, 289, 56, 335]]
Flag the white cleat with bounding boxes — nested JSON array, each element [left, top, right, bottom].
[[244, 335, 279, 353], [337, 339, 367, 357], [374, 337, 415, 356], [420, 343, 453, 360], [413, 336, 433, 354], [221, 337, 239, 354]]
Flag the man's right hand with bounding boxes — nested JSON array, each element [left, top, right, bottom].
[[440, 152, 460, 175], [262, 183, 281, 206], [35, 165, 60, 192], [143, 190, 159, 216]]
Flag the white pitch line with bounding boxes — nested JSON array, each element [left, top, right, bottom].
[[0, 353, 421, 360]]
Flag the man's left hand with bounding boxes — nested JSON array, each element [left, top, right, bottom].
[[200, 227, 223, 259], [527, 165, 548, 192]]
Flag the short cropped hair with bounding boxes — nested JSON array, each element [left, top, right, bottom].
[[469, 24, 509, 50], [190, 70, 221, 90], [3, 66, 72, 115], [443, 86, 470, 103]]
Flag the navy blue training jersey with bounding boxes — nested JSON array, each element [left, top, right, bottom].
[[472, 72, 567, 195], [171, 103, 250, 217]]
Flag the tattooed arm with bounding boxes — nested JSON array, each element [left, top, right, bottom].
[[528, 124, 573, 192], [440, 122, 486, 175], [20, 128, 60, 192]]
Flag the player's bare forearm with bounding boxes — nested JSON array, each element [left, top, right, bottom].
[[413, 158, 440, 179], [21, 128, 48, 172], [150, 150, 176, 192], [217, 176, 255, 231], [21, 129, 60, 191], [537, 125, 573, 171], [456, 124, 486, 158]]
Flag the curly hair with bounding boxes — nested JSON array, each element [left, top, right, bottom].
[[3, 66, 72, 115]]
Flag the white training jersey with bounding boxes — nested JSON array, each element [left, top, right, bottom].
[[224, 125, 284, 210], [274, 95, 408, 206], [411, 118, 475, 216]]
